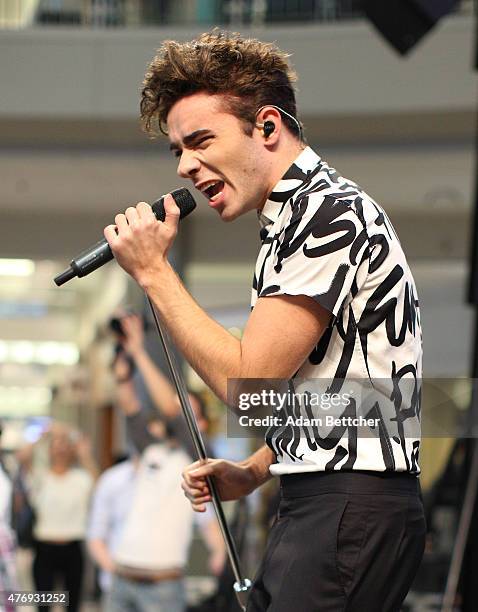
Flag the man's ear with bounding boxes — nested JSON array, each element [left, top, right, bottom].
[[255, 107, 282, 143]]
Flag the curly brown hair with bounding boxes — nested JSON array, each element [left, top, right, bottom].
[[140, 29, 300, 138]]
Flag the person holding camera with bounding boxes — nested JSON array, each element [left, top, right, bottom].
[[113, 313, 213, 460], [87, 316, 225, 611]]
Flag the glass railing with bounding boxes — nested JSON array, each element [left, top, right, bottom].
[[0, 0, 471, 30]]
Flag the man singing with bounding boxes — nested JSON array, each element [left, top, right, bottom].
[[105, 30, 426, 612]]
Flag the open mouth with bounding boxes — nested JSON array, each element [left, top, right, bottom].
[[200, 180, 224, 202]]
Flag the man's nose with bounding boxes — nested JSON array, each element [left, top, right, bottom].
[[177, 150, 201, 179]]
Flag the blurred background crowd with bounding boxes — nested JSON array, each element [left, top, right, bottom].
[[0, 311, 268, 611], [0, 0, 476, 610]]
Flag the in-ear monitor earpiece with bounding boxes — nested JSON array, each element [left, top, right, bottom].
[[255, 105, 303, 143], [263, 121, 275, 138]]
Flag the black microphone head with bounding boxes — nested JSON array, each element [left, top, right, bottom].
[[152, 188, 196, 222], [54, 188, 196, 287]]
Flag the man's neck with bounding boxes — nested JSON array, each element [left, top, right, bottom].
[[262, 139, 306, 208]]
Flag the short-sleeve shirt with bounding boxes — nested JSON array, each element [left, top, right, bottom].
[[88, 444, 194, 585], [252, 147, 422, 475]]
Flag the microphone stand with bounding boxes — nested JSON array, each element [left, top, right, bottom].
[[147, 297, 252, 611]]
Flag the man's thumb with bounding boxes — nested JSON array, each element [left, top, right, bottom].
[[163, 193, 180, 231]]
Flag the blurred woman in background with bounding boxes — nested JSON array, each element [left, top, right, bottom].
[[30, 424, 97, 612]]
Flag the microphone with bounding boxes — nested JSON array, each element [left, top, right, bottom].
[[54, 188, 196, 286]]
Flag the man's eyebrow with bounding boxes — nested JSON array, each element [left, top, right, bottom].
[[169, 129, 212, 151]]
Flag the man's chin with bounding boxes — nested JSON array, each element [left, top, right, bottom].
[[217, 201, 248, 223], [218, 206, 238, 223]]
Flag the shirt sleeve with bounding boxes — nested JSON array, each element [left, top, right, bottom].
[[87, 474, 112, 542], [258, 193, 369, 317]]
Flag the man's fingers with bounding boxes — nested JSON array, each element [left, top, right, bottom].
[[183, 489, 211, 505], [185, 459, 206, 471], [183, 464, 217, 487], [115, 203, 152, 230], [124, 206, 140, 225], [115, 213, 129, 232], [136, 201, 153, 218], [182, 458, 210, 475], [181, 479, 210, 497], [183, 470, 208, 489], [182, 459, 221, 508], [181, 480, 211, 512], [191, 503, 208, 513], [163, 194, 180, 231], [104, 224, 118, 245], [182, 463, 213, 502]]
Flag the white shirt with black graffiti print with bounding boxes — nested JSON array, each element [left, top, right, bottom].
[[252, 147, 422, 475]]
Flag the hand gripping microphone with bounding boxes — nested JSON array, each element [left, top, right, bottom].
[[54, 188, 196, 286]]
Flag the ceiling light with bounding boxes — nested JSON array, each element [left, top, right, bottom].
[[0, 340, 79, 365], [0, 259, 35, 277]]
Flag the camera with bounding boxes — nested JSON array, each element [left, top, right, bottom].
[[109, 316, 126, 338]]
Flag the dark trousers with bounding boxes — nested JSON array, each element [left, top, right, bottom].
[[33, 540, 84, 612], [247, 471, 426, 612]]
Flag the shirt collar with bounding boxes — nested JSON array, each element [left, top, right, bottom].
[[258, 147, 322, 230]]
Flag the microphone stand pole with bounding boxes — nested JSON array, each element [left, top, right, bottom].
[[147, 297, 251, 611]]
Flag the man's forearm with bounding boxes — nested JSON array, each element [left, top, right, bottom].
[[242, 445, 275, 490], [87, 539, 116, 573], [141, 261, 241, 402], [181, 445, 275, 507], [107, 198, 330, 407], [133, 349, 180, 418], [115, 380, 141, 416]]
